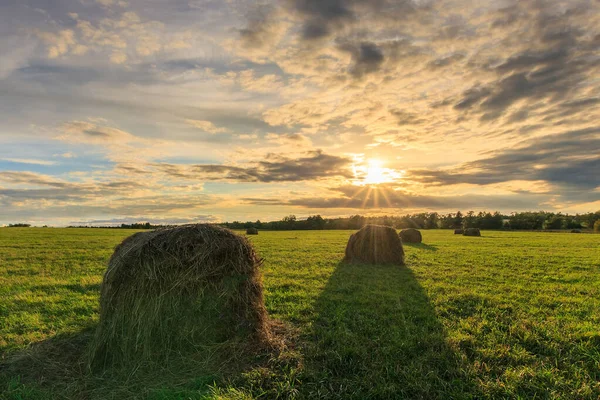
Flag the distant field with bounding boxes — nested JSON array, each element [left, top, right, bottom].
[[1, 228, 599, 399]]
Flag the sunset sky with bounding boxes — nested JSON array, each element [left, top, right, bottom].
[[1, 0, 599, 226]]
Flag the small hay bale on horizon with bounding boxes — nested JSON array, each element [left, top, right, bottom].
[[454, 229, 464, 234], [343, 224, 404, 265], [246, 227, 258, 235], [571, 229, 581, 233], [399, 228, 422, 243], [463, 228, 481, 237], [88, 224, 269, 370]]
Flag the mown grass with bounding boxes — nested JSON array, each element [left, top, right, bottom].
[[1, 228, 599, 399]]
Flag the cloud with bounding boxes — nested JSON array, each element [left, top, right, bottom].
[[265, 132, 312, 146], [288, 0, 423, 41], [0, 171, 69, 188], [407, 127, 600, 190], [1, 158, 57, 166], [238, 4, 278, 48], [58, 120, 137, 144], [185, 119, 228, 134], [0, 171, 217, 224], [338, 41, 384, 77], [449, 2, 600, 121], [243, 183, 549, 211], [149, 150, 353, 182], [36, 29, 78, 58], [2, 0, 600, 225]]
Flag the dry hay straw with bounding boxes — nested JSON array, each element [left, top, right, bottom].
[[246, 227, 258, 235], [343, 224, 405, 265], [463, 228, 481, 236], [88, 224, 271, 370], [399, 228, 422, 243]]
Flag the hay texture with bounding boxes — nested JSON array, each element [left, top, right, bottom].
[[399, 228, 422, 243], [246, 227, 258, 235], [88, 224, 268, 369], [343, 224, 405, 265], [454, 229, 464, 235], [463, 228, 481, 237]]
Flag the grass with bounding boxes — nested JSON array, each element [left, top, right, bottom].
[[1, 228, 599, 399]]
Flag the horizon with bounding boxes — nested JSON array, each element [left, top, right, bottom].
[[2, 209, 598, 229], [1, 0, 599, 226]]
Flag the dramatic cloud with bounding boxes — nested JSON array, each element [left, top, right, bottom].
[[150, 150, 353, 182], [338, 41, 385, 77], [408, 128, 600, 190], [1, 0, 599, 224]]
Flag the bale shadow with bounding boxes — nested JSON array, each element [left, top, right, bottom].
[[299, 262, 476, 399], [404, 243, 438, 252], [0, 319, 295, 399], [0, 328, 92, 398]]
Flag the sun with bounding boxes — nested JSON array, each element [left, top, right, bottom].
[[364, 159, 387, 184], [352, 158, 403, 186]]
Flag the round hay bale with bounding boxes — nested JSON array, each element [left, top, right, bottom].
[[454, 229, 464, 235], [343, 224, 404, 265], [570, 229, 582, 233], [88, 224, 268, 369], [246, 227, 258, 235], [463, 228, 481, 237], [399, 228, 422, 243]]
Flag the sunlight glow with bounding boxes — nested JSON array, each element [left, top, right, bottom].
[[365, 159, 387, 184], [354, 158, 402, 186]]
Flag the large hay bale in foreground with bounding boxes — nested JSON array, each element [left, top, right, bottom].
[[343, 225, 404, 265], [246, 227, 258, 235], [463, 228, 481, 237], [88, 224, 268, 369], [454, 229, 464, 235], [399, 228, 422, 243]]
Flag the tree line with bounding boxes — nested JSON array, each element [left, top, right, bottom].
[[221, 211, 600, 231], [6, 210, 600, 231]]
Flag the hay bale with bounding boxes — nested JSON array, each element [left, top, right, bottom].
[[463, 228, 481, 237], [454, 229, 464, 235], [571, 229, 582, 233], [246, 227, 258, 235], [88, 224, 268, 369], [399, 228, 422, 243], [343, 224, 404, 265]]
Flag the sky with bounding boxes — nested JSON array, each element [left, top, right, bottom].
[[0, 0, 599, 226]]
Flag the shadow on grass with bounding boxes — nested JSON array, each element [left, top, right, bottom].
[[404, 243, 438, 252], [0, 320, 295, 399], [0, 329, 92, 399], [299, 262, 476, 399]]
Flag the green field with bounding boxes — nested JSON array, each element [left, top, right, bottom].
[[1, 228, 599, 399]]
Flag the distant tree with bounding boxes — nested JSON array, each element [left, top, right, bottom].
[[595, 220, 600, 233], [8, 223, 31, 227], [348, 215, 366, 229], [563, 218, 582, 229], [453, 211, 464, 229], [462, 211, 476, 228], [508, 212, 546, 230], [543, 213, 564, 230], [306, 215, 326, 230]]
